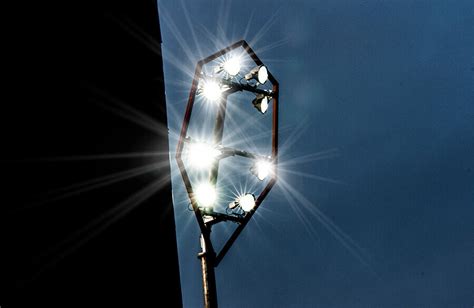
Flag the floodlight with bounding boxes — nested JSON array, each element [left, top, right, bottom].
[[195, 183, 217, 208], [238, 194, 256, 212], [222, 57, 241, 76], [252, 94, 271, 114], [188, 142, 221, 169], [245, 65, 268, 84], [201, 80, 222, 101], [229, 193, 256, 212], [251, 159, 272, 181]]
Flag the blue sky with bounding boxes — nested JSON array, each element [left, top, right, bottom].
[[159, 0, 474, 307]]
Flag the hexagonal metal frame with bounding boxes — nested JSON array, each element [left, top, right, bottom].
[[175, 40, 279, 265]]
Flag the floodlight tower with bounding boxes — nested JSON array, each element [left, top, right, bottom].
[[176, 40, 279, 308]]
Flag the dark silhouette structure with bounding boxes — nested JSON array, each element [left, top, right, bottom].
[[1, 0, 182, 307]]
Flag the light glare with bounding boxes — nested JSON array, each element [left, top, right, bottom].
[[223, 57, 241, 76], [195, 183, 217, 208], [188, 142, 220, 169], [239, 194, 256, 212], [202, 80, 222, 101], [255, 160, 272, 181]]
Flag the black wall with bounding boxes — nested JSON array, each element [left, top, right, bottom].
[[1, 0, 182, 306]]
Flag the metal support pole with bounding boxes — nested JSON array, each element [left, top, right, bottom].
[[198, 234, 218, 308], [198, 94, 226, 308]]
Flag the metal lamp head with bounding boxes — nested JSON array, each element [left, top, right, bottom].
[[252, 93, 271, 114], [245, 65, 269, 84], [229, 193, 256, 212]]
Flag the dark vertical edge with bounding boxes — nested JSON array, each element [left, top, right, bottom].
[[155, 2, 183, 306]]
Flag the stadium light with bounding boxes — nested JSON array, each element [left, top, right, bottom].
[[251, 159, 272, 181], [201, 80, 222, 101], [222, 57, 241, 76], [175, 40, 279, 308], [228, 193, 256, 212], [195, 182, 217, 208], [238, 194, 256, 212], [188, 142, 221, 169], [252, 94, 271, 114], [245, 65, 268, 84]]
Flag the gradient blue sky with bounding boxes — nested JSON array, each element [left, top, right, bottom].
[[159, 0, 474, 307]]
